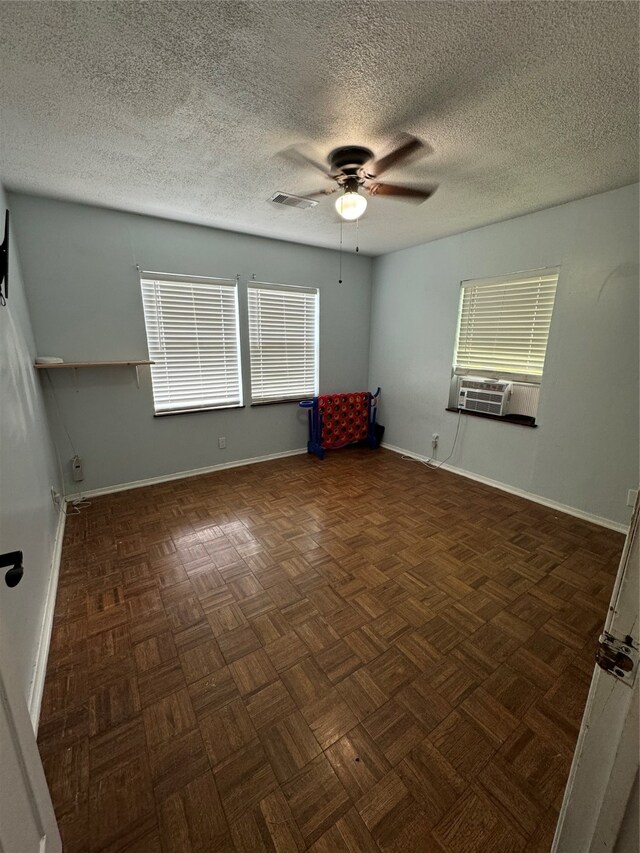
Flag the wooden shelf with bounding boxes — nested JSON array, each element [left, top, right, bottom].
[[34, 360, 154, 369], [445, 406, 537, 427], [34, 360, 154, 389]]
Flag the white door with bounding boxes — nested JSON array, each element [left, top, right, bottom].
[[552, 493, 639, 852], [0, 637, 61, 852]]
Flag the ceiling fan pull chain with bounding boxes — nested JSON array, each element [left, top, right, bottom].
[[356, 216, 359, 253], [338, 218, 343, 284]]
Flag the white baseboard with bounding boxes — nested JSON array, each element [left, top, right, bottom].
[[65, 447, 308, 501], [29, 503, 66, 731], [381, 442, 629, 534]]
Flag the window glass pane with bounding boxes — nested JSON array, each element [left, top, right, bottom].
[[140, 276, 242, 414], [248, 283, 319, 402], [453, 270, 558, 383]]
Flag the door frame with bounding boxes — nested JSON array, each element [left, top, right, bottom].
[[552, 494, 639, 852], [0, 651, 62, 852]]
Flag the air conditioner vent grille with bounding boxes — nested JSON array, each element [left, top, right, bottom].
[[269, 192, 318, 210], [465, 391, 504, 404], [460, 378, 510, 392], [458, 377, 512, 417]]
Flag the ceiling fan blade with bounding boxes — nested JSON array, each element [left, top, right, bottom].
[[303, 186, 338, 198], [365, 182, 437, 203], [366, 135, 427, 178], [279, 145, 334, 178]]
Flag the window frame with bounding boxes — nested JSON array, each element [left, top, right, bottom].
[[140, 271, 243, 416], [247, 280, 320, 405], [452, 267, 559, 385]]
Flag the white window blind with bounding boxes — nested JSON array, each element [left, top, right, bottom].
[[248, 282, 319, 403], [140, 274, 242, 414], [453, 269, 559, 383]]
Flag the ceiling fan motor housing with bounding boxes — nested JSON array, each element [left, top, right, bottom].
[[328, 146, 373, 177]]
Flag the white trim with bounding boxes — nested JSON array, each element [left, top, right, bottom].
[[460, 266, 560, 288], [140, 270, 236, 285], [249, 280, 318, 295], [65, 448, 308, 501], [381, 442, 629, 534], [28, 504, 66, 732]]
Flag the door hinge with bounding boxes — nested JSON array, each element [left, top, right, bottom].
[[595, 631, 638, 686]]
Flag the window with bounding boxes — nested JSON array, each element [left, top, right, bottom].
[[140, 273, 242, 415], [453, 268, 559, 383], [248, 282, 319, 403]]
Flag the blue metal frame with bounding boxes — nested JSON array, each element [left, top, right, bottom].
[[299, 388, 381, 460]]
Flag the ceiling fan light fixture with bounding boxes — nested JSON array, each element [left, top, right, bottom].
[[335, 188, 367, 221]]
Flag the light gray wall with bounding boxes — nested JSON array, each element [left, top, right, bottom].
[[368, 184, 639, 526], [0, 185, 61, 705], [9, 195, 372, 493]]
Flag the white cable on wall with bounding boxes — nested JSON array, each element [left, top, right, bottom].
[[402, 409, 464, 471]]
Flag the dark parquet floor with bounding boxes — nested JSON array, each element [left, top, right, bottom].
[[37, 448, 624, 852]]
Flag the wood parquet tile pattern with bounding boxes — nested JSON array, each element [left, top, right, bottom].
[[38, 448, 624, 852]]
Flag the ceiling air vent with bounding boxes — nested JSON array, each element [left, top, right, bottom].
[[269, 191, 318, 210]]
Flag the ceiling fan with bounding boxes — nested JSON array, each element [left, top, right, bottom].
[[281, 134, 437, 220]]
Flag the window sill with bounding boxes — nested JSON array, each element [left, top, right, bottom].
[[154, 405, 245, 418], [251, 398, 312, 407], [445, 407, 537, 428]]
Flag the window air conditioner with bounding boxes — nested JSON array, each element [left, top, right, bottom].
[[458, 377, 512, 417]]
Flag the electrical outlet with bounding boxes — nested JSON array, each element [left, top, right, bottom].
[[432, 433, 439, 449], [218, 436, 226, 449], [71, 455, 84, 482], [627, 489, 638, 507], [50, 487, 61, 508]]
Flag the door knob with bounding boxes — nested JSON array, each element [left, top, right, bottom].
[[1, 551, 24, 588]]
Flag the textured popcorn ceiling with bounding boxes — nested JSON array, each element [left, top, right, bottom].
[[1, 1, 638, 255]]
